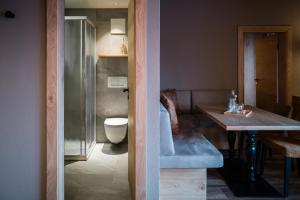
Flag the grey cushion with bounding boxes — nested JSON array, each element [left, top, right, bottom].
[[160, 131, 224, 169], [160, 103, 175, 156]]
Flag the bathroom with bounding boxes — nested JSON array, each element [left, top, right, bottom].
[[64, 1, 130, 199]]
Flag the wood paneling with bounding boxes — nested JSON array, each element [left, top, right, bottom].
[[238, 26, 293, 105], [46, 0, 64, 199], [128, 0, 147, 199], [160, 169, 207, 200]]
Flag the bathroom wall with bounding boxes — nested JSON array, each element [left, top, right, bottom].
[[66, 9, 128, 143]]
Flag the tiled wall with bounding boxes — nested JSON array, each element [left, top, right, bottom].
[[66, 9, 128, 143]]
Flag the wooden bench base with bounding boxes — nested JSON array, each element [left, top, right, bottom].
[[160, 168, 207, 200]]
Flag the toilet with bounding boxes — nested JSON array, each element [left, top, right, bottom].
[[104, 118, 128, 144]]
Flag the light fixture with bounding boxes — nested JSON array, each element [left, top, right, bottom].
[[110, 18, 126, 35]]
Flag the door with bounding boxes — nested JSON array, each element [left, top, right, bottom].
[[128, 0, 147, 199], [255, 33, 278, 112], [46, 0, 152, 199], [238, 26, 293, 109]]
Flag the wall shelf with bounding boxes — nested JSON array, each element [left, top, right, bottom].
[[98, 54, 128, 58]]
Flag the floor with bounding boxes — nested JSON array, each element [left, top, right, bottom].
[[207, 155, 300, 200], [65, 144, 300, 200], [65, 143, 130, 200]]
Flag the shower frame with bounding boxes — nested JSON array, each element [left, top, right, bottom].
[[64, 16, 97, 161]]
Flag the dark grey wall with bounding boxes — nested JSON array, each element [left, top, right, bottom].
[[66, 9, 128, 143], [0, 0, 45, 199], [96, 58, 128, 142], [161, 0, 300, 96]]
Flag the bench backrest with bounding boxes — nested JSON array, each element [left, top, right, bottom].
[[176, 89, 231, 114]]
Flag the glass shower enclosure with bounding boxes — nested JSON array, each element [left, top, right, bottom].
[[64, 16, 96, 160]]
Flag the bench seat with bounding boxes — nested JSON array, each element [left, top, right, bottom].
[[160, 101, 224, 199], [161, 133, 223, 169]]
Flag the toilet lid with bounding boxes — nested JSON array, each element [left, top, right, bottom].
[[104, 118, 128, 126]]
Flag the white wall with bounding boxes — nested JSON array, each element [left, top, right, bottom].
[[0, 0, 45, 199]]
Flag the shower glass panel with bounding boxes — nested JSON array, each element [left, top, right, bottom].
[[64, 16, 96, 160]]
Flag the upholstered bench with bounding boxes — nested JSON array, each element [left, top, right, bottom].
[[176, 89, 231, 149], [160, 103, 223, 200]]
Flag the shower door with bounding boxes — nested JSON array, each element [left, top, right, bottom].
[[64, 17, 96, 160], [84, 20, 96, 157]]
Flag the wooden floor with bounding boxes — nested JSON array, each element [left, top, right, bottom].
[[207, 155, 300, 200]]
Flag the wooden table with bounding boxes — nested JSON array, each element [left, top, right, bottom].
[[197, 105, 300, 197]]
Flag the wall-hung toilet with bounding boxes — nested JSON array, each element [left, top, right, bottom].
[[104, 118, 128, 144]]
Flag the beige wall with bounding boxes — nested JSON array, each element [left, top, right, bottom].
[[0, 0, 45, 199], [161, 0, 300, 97]]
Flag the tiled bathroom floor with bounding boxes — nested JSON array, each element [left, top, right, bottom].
[[65, 143, 130, 200]]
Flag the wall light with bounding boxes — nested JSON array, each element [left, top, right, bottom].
[[111, 18, 126, 35]]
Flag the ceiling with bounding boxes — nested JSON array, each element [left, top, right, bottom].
[[65, 0, 129, 8]]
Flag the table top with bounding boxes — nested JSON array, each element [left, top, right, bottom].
[[196, 105, 300, 131]]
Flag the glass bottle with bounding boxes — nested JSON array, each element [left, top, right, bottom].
[[228, 90, 237, 112]]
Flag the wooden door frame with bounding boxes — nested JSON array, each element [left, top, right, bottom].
[[46, 0, 147, 199], [238, 26, 293, 104]]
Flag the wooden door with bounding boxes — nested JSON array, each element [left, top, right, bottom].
[[128, 0, 147, 199], [238, 26, 293, 107], [255, 34, 278, 112]]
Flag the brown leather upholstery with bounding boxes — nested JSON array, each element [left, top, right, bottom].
[[161, 89, 180, 113], [262, 136, 300, 158], [161, 92, 180, 134]]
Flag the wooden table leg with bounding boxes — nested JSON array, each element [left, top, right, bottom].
[[220, 130, 281, 197]]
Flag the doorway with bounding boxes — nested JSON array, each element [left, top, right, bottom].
[[46, 0, 156, 199], [63, 7, 130, 199], [238, 26, 293, 109]]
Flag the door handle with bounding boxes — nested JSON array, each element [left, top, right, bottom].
[[254, 78, 263, 85]]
